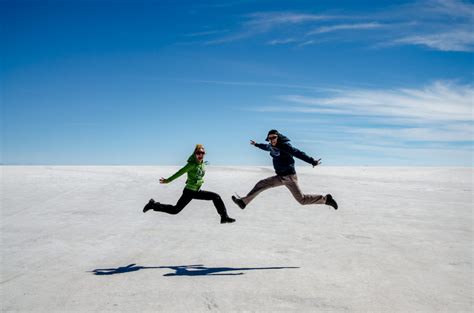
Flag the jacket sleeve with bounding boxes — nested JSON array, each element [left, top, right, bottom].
[[280, 143, 317, 165], [166, 163, 192, 183], [254, 143, 271, 151]]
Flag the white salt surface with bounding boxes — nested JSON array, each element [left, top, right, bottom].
[[1, 166, 472, 312]]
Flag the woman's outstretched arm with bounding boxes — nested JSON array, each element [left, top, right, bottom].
[[160, 163, 192, 184]]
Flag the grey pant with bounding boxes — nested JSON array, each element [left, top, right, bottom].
[[241, 174, 326, 206]]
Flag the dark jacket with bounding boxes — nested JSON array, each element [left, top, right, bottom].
[[255, 133, 317, 176]]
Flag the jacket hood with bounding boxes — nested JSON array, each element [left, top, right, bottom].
[[265, 130, 290, 143], [187, 154, 199, 164]]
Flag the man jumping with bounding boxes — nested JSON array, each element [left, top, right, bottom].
[[231, 129, 338, 210]]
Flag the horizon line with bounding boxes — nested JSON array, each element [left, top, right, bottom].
[[1, 164, 472, 168]]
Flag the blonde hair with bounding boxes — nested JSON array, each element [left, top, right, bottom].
[[194, 144, 205, 153]]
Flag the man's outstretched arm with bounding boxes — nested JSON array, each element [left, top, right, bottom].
[[280, 142, 321, 166], [250, 140, 271, 151]]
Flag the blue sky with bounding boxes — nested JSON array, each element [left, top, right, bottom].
[[2, 0, 473, 166]]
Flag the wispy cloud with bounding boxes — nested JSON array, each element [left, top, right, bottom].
[[180, 79, 330, 91], [205, 12, 335, 44], [267, 38, 299, 45], [184, 30, 229, 37], [307, 22, 385, 35], [274, 81, 473, 122], [294, 131, 472, 165], [420, 0, 474, 18], [344, 125, 473, 142], [252, 80, 473, 162], [244, 12, 333, 28], [201, 0, 474, 51], [378, 0, 474, 51], [390, 30, 474, 52]]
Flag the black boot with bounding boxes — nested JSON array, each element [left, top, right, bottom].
[[220, 216, 236, 224], [143, 199, 155, 213], [231, 195, 246, 209], [325, 194, 338, 210]]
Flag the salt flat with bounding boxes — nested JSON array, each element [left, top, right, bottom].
[[1, 166, 472, 312]]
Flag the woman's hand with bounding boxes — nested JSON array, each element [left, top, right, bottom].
[[159, 177, 168, 184], [250, 140, 256, 145]]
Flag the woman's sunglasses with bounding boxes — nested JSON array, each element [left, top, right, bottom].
[[268, 135, 278, 140], [195, 151, 206, 155]]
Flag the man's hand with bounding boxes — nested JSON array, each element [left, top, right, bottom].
[[250, 140, 256, 145], [312, 158, 322, 167], [159, 177, 168, 184]]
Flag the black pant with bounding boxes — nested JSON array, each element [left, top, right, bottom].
[[153, 188, 228, 217]]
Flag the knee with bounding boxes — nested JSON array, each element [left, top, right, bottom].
[[169, 206, 184, 215], [292, 194, 305, 204], [295, 196, 305, 204], [255, 180, 268, 189]]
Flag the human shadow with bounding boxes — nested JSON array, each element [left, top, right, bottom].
[[91, 263, 161, 275], [161, 264, 299, 276], [91, 263, 299, 276]]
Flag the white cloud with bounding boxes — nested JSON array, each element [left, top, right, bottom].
[[294, 137, 472, 166], [277, 81, 473, 122], [255, 106, 345, 114], [423, 0, 474, 18], [184, 30, 229, 37], [307, 22, 385, 35], [202, 0, 474, 51], [205, 12, 335, 44], [253, 81, 473, 152], [344, 126, 473, 142], [375, 0, 474, 51], [267, 38, 298, 45], [183, 79, 323, 90], [245, 12, 332, 28], [297, 40, 320, 47], [391, 30, 474, 52]]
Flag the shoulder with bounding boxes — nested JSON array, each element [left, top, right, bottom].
[[184, 162, 195, 169], [278, 142, 293, 150]]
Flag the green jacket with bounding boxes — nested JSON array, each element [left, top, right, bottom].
[[166, 154, 205, 191]]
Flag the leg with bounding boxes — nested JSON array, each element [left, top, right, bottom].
[[283, 175, 326, 205], [194, 190, 235, 223], [240, 175, 284, 205], [193, 190, 228, 217], [154, 189, 194, 215]]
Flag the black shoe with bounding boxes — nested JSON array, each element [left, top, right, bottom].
[[231, 195, 246, 209], [143, 199, 155, 213], [220, 216, 236, 224], [325, 194, 338, 210]]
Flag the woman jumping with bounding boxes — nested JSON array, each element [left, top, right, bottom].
[[143, 144, 236, 224]]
